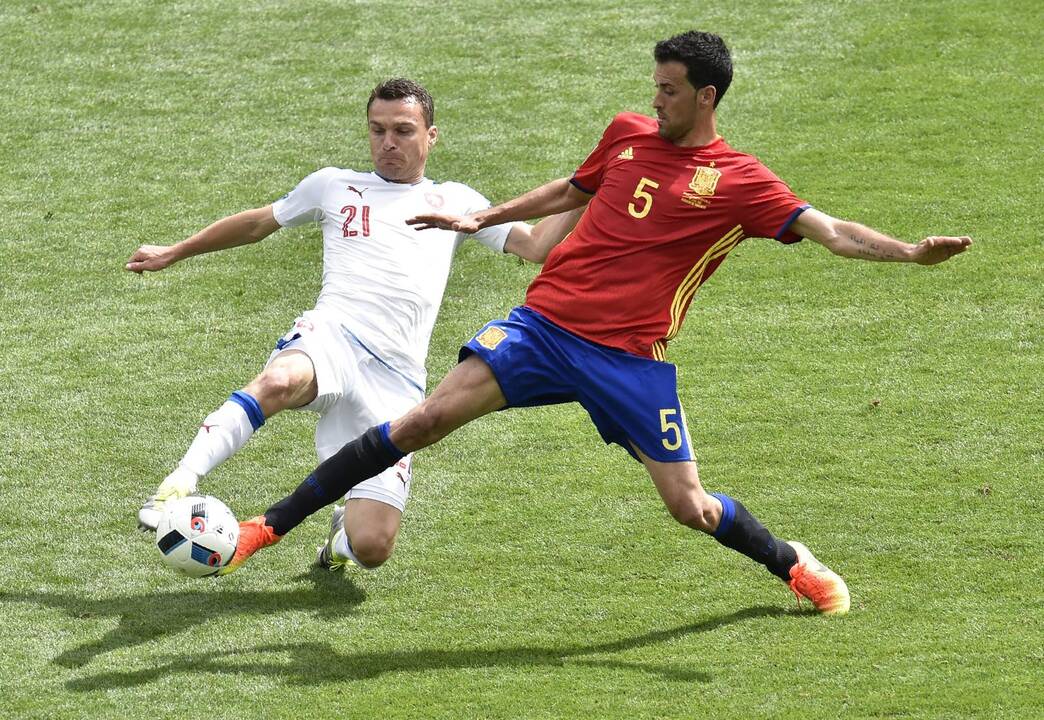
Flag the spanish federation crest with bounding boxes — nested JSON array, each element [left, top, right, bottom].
[[688, 165, 722, 196], [476, 326, 507, 350]]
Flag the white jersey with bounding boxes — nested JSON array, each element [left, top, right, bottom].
[[271, 167, 512, 390]]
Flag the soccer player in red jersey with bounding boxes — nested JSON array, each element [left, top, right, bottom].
[[221, 32, 970, 614]]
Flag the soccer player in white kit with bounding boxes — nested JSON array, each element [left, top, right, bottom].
[[126, 79, 569, 569]]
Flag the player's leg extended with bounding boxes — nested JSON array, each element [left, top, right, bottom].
[[138, 350, 318, 530], [388, 354, 508, 450], [639, 450, 848, 614], [222, 355, 506, 574], [639, 450, 793, 572]]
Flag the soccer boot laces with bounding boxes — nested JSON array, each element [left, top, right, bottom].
[[787, 541, 850, 615], [217, 516, 282, 575], [137, 467, 198, 531], [316, 505, 356, 570]]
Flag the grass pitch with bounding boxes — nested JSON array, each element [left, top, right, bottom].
[[1, 1, 1040, 718]]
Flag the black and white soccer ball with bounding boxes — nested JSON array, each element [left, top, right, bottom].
[[155, 495, 238, 577]]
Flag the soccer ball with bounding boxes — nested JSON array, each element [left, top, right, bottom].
[[155, 495, 239, 577]]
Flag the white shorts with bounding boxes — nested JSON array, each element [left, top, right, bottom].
[[267, 309, 423, 512]]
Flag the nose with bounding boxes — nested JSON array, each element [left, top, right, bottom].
[[382, 135, 397, 151]]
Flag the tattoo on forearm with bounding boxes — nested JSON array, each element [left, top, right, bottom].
[[850, 233, 896, 260]]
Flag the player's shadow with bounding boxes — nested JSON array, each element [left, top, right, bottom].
[[6, 575, 786, 687], [61, 605, 784, 689], [1, 567, 363, 670]]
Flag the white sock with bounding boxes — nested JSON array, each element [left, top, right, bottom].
[[179, 397, 260, 477], [333, 529, 372, 570]]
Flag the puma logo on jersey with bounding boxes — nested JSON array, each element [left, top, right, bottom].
[[200, 423, 218, 433], [347, 185, 367, 198], [617, 147, 634, 160]]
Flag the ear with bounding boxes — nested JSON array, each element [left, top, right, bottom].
[[428, 125, 439, 146], [697, 85, 717, 108]]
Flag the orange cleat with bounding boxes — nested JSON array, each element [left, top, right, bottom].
[[217, 516, 282, 575], [787, 541, 850, 615]]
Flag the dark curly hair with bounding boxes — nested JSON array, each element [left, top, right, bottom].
[[653, 31, 732, 107], [367, 78, 435, 127]]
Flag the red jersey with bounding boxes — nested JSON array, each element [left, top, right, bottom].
[[524, 112, 807, 360]]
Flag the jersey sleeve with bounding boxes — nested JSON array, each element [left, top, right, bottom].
[[467, 223, 514, 253], [738, 161, 809, 244], [570, 114, 627, 195], [271, 167, 340, 228], [452, 184, 511, 253]]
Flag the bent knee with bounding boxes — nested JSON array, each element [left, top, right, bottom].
[[666, 495, 721, 534], [347, 528, 397, 568], [258, 366, 296, 398], [248, 363, 315, 412]]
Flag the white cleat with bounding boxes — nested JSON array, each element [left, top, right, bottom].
[[315, 504, 354, 570], [137, 467, 198, 531]]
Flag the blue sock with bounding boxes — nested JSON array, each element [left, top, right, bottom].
[[264, 423, 404, 535], [229, 390, 265, 430], [711, 493, 797, 581]]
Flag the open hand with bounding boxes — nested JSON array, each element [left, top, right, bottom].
[[913, 236, 973, 265], [406, 213, 481, 234]]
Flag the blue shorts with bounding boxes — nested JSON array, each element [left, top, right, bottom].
[[459, 306, 692, 463]]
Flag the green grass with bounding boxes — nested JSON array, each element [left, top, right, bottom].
[[1, 0, 1041, 718]]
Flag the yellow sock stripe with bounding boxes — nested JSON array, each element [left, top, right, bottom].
[[664, 226, 744, 340]]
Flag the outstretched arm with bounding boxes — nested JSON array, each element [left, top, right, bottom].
[[408, 178, 590, 234], [791, 207, 971, 265], [125, 205, 281, 273], [503, 207, 585, 264]]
